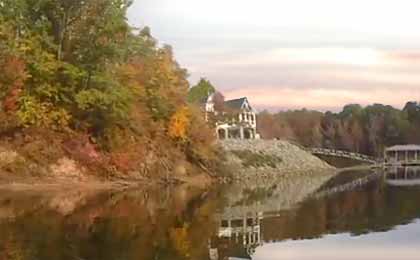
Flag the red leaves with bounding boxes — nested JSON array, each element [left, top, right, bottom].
[[3, 87, 22, 112], [62, 135, 101, 165], [2, 56, 27, 83], [0, 56, 28, 112]]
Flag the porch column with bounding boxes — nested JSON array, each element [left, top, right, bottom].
[[243, 216, 247, 246], [240, 127, 244, 139], [225, 128, 229, 139]]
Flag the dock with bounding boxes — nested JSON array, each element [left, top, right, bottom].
[[384, 145, 420, 166]]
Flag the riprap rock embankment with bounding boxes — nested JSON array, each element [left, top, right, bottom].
[[221, 139, 334, 180]]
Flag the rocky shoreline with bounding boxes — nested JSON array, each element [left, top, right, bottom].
[[220, 139, 335, 180], [219, 170, 336, 219], [0, 139, 335, 189]]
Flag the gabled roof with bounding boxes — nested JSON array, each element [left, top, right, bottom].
[[224, 97, 250, 110], [386, 145, 420, 152]]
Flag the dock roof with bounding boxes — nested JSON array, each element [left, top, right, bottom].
[[385, 145, 420, 152]]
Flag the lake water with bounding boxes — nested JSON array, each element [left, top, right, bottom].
[[1, 167, 420, 260]]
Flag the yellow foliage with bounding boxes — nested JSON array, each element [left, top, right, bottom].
[[168, 106, 190, 141], [16, 96, 72, 131], [116, 62, 146, 96], [169, 225, 191, 258]]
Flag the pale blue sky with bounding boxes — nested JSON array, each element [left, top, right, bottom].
[[127, 0, 420, 111]]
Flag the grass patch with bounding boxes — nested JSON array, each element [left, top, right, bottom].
[[231, 150, 282, 168]]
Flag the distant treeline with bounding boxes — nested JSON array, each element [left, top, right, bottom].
[[258, 102, 420, 156]]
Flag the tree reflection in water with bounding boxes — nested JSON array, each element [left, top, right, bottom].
[[212, 167, 420, 260], [1, 168, 420, 260], [0, 185, 223, 260]]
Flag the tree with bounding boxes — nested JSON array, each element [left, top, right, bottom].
[[258, 101, 420, 156], [0, 0, 134, 131], [168, 106, 190, 141], [257, 111, 295, 140], [212, 91, 225, 112], [187, 78, 215, 104], [0, 0, 220, 178]]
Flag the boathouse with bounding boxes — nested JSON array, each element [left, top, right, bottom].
[[384, 145, 420, 166], [385, 166, 420, 186]]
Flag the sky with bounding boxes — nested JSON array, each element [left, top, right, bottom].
[[127, 0, 420, 112]]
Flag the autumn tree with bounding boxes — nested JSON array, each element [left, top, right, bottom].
[[258, 102, 420, 156], [0, 0, 220, 177], [168, 106, 190, 141], [212, 91, 225, 112]]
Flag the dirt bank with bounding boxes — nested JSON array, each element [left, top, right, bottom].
[[0, 142, 218, 190]]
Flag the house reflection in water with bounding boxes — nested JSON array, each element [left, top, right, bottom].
[[209, 212, 263, 260], [385, 166, 420, 186], [208, 168, 420, 260]]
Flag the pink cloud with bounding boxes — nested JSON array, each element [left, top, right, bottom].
[[224, 86, 418, 112], [386, 51, 420, 63], [187, 47, 420, 111]]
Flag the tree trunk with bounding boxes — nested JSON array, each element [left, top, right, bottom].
[[57, 11, 68, 61]]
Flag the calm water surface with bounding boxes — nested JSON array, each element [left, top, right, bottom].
[[1, 168, 420, 260]]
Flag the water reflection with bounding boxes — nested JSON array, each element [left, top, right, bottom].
[[253, 221, 420, 260], [0, 185, 222, 260], [211, 212, 262, 260], [212, 167, 420, 260], [385, 166, 420, 186], [1, 168, 420, 260]]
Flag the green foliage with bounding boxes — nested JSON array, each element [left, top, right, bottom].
[[0, 0, 136, 129], [0, 1, 129, 129], [232, 150, 282, 168], [0, 0, 220, 178], [187, 78, 216, 103]]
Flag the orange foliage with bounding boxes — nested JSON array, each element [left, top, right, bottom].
[[168, 106, 190, 141]]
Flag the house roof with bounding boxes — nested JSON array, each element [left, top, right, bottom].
[[224, 97, 249, 110], [386, 145, 420, 152]]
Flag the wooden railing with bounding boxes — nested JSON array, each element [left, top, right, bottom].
[[308, 147, 378, 164]]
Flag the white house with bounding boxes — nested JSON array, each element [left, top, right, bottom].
[[203, 94, 260, 140]]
